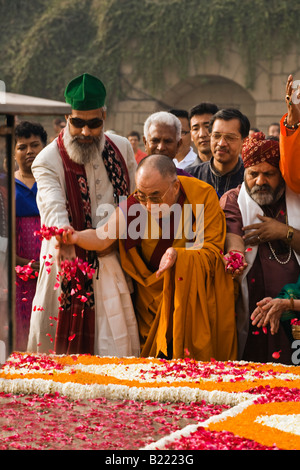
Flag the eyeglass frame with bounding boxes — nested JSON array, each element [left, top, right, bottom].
[[210, 132, 241, 143], [69, 116, 104, 129], [134, 180, 177, 204]]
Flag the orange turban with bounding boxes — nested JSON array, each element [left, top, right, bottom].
[[242, 132, 280, 168]]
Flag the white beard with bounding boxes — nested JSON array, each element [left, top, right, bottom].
[[245, 180, 285, 206], [63, 122, 105, 165]]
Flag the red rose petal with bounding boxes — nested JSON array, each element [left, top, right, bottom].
[[272, 350, 281, 359]]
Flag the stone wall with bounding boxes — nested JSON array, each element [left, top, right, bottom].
[[105, 47, 300, 141]]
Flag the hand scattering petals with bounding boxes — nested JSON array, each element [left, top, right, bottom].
[[224, 251, 244, 271], [34, 225, 64, 241]]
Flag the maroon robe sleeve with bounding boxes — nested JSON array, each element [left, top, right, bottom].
[[219, 186, 243, 237]]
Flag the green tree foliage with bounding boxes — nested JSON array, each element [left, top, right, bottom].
[[1, 0, 300, 104]]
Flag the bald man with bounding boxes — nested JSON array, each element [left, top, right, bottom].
[[57, 155, 237, 362]]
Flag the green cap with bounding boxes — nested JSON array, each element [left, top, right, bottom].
[[64, 73, 106, 110]]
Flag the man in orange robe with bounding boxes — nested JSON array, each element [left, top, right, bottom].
[[58, 155, 237, 361], [279, 74, 300, 194]]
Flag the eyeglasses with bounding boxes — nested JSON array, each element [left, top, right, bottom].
[[69, 117, 103, 129], [210, 132, 240, 143], [134, 181, 175, 204]]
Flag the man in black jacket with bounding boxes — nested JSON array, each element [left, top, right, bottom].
[[186, 108, 250, 197]]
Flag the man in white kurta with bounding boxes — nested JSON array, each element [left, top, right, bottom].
[[27, 73, 140, 357]]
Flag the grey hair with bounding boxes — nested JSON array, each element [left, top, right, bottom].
[[143, 111, 182, 142]]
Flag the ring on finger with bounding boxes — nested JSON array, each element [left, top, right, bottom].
[[286, 94, 290, 100]]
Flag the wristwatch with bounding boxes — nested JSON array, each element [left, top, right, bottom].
[[286, 226, 294, 243]]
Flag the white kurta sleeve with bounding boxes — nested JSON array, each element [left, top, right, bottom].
[[31, 140, 70, 228], [28, 141, 70, 353]]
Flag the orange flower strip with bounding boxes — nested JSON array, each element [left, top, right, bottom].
[[208, 401, 300, 450], [55, 354, 300, 376], [2, 367, 300, 393]]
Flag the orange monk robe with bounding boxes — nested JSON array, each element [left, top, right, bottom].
[[119, 176, 237, 361], [280, 113, 300, 193]]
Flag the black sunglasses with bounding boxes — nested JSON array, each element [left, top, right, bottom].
[[69, 117, 103, 129]]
